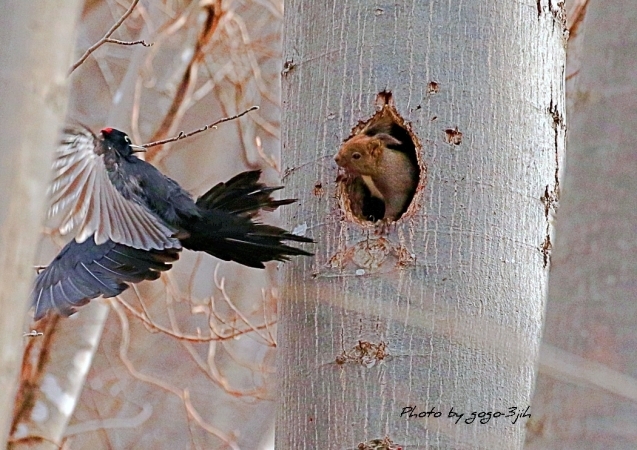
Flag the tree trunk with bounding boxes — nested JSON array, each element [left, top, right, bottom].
[[10, 304, 109, 449], [0, 0, 82, 446], [529, 1, 637, 447], [278, 1, 565, 448]]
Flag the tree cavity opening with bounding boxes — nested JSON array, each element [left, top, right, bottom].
[[334, 92, 422, 224]]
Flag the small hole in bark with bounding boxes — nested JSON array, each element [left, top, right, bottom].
[[334, 92, 422, 223], [444, 126, 463, 145]]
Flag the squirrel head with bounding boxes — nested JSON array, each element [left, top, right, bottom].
[[334, 133, 402, 175]]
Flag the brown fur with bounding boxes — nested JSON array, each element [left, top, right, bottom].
[[335, 133, 418, 220]]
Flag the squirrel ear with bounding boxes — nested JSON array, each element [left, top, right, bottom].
[[374, 133, 403, 148]]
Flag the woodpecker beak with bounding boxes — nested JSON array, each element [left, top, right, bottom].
[[130, 144, 146, 153]]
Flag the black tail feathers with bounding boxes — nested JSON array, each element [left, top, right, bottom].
[[180, 170, 313, 268], [196, 170, 296, 217]]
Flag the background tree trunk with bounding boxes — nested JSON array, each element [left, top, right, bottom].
[[0, 0, 83, 445], [278, 1, 565, 448], [528, 1, 637, 447], [9, 1, 286, 448]]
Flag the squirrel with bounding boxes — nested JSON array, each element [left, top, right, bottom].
[[334, 132, 418, 221]]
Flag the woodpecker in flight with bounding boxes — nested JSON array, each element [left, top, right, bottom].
[[32, 126, 312, 320]]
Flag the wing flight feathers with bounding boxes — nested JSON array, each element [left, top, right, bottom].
[[48, 127, 180, 251]]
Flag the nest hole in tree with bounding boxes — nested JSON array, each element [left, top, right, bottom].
[[335, 96, 422, 224]]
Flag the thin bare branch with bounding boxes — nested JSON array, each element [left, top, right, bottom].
[[113, 296, 274, 343], [568, 0, 589, 38], [112, 301, 241, 448], [254, 135, 280, 172], [180, 341, 269, 399], [141, 105, 259, 148], [143, 2, 224, 164], [182, 390, 240, 450], [104, 38, 153, 47], [213, 264, 275, 346], [8, 434, 64, 449], [69, 0, 141, 74], [64, 403, 153, 436]]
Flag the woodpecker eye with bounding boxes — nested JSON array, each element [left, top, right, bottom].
[[352, 152, 361, 160], [125, 136, 131, 144]]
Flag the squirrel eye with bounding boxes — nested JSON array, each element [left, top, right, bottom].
[[352, 152, 361, 160]]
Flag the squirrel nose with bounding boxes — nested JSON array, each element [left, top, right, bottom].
[[334, 154, 341, 164]]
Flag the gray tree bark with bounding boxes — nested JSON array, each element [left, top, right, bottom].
[[278, 1, 565, 448], [529, 1, 637, 448], [0, 0, 82, 446]]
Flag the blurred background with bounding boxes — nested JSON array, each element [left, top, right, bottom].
[[11, 0, 285, 448]]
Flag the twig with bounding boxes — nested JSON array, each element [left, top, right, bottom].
[[568, 0, 589, 38], [8, 435, 64, 449], [141, 105, 259, 148], [212, 264, 274, 346], [112, 300, 241, 448], [180, 340, 268, 399], [260, 287, 277, 346], [145, 3, 223, 163], [69, 0, 142, 74], [104, 38, 153, 47], [64, 403, 153, 436], [113, 296, 274, 342], [182, 390, 240, 450], [23, 330, 43, 338]]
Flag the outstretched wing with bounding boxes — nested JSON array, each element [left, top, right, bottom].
[[48, 127, 180, 250], [32, 237, 180, 320]]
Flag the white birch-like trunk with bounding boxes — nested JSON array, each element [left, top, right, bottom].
[[529, 1, 637, 447], [279, 1, 565, 448], [0, 0, 82, 445], [11, 304, 109, 449], [10, 21, 151, 449]]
